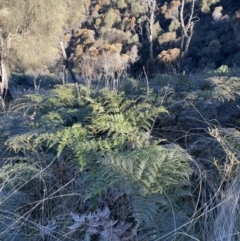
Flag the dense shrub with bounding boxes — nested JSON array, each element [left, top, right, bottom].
[[103, 8, 121, 28]]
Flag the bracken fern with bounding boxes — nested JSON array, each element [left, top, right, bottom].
[[2, 84, 194, 240]]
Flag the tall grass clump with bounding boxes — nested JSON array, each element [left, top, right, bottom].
[[191, 127, 240, 241]]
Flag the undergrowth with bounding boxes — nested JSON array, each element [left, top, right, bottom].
[[1, 71, 240, 240], [0, 83, 194, 240]]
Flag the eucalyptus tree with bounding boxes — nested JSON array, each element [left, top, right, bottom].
[[146, 0, 156, 63], [0, 0, 87, 100], [180, 0, 195, 56], [180, 0, 199, 72]]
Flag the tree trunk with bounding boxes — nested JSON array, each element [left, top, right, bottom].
[[180, 0, 197, 72], [148, 0, 156, 63], [60, 41, 77, 83], [0, 36, 10, 100]]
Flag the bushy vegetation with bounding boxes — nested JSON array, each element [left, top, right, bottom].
[[0, 83, 191, 240], [1, 68, 240, 240], [1, 0, 240, 240]]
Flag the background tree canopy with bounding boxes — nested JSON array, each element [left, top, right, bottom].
[[0, 0, 86, 74]]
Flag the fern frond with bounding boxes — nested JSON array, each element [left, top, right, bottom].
[[39, 111, 64, 129], [6, 132, 39, 153], [0, 163, 39, 191], [131, 194, 164, 224], [49, 124, 87, 156], [51, 84, 78, 106]]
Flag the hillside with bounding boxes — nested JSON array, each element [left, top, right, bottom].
[[57, 0, 240, 80], [1, 1, 240, 241]]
